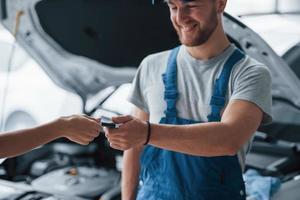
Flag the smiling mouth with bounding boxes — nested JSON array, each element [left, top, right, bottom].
[[181, 24, 197, 32]]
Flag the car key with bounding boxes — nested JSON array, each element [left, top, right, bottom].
[[100, 118, 119, 129]]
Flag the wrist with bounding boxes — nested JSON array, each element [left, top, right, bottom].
[[51, 117, 68, 138]]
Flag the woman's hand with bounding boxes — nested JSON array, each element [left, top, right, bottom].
[[57, 115, 101, 145]]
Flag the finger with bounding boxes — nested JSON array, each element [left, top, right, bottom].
[[88, 117, 100, 123], [93, 124, 101, 132], [83, 116, 101, 125], [85, 122, 101, 132], [84, 124, 100, 132], [109, 142, 124, 151], [105, 130, 125, 140], [81, 124, 100, 135], [85, 131, 100, 138], [107, 137, 124, 144], [104, 128, 127, 140], [81, 114, 94, 120], [107, 137, 123, 144], [65, 132, 92, 144], [68, 137, 90, 145], [106, 133, 125, 141], [80, 135, 95, 142], [103, 126, 120, 136], [93, 131, 101, 137], [112, 115, 133, 124], [77, 141, 90, 145], [89, 120, 101, 127], [96, 117, 101, 123]]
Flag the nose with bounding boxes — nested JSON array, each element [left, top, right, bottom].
[[176, 7, 190, 24]]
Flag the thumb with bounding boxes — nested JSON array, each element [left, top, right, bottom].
[[83, 114, 99, 122], [112, 115, 133, 123]]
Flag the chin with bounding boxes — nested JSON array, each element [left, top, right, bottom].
[[181, 33, 211, 47], [181, 41, 196, 47], [180, 38, 205, 47]]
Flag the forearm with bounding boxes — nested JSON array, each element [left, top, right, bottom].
[[122, 146, 143, 200], [107, 100, 262, 156], [149, 122, 246, 157], [0, 119, 61, 158]]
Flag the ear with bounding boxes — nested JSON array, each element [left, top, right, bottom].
[[216, 0, 227, 13]]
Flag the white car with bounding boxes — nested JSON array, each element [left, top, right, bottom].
[[0, 26, 82, 131], [226, 0, 300, 79]]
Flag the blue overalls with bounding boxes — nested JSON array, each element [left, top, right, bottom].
[[137, 46, 246, 200]]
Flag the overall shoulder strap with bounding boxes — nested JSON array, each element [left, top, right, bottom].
[[207, 48, 245, 122], [161, 46, 180, 118]]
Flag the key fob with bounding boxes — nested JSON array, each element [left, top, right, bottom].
[[101, 119, 118, 129]]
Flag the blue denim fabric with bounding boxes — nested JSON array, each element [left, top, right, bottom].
[[137, 47, 246, 200]]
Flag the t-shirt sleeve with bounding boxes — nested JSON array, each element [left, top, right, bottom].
[[230, 64, 272, 125], [127, 58, 149, 113]]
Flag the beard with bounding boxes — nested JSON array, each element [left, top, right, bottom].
[[174, 10, 219, 47]]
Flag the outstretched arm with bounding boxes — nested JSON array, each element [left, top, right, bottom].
[[0, 114, 101, 158], [105, 99, 263, 156]]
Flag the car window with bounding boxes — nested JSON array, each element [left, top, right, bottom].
[[0, 42, 28, 71]]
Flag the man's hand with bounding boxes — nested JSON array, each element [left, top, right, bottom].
[[104, 115, 148, 150], [57, 115, 101, 145]]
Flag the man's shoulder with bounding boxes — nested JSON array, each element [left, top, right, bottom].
[[243, 55, 264, 67], [231, 54, 271, 84], [236, 53, 270, 74]]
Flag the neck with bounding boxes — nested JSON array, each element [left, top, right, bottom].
[[185, 18, 231, 60]]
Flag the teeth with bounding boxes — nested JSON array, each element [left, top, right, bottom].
[[182, 25, 195, 32]]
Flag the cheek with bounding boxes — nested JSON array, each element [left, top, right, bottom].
[[170, 13, 176, 23], [190, 13, 206, 23], [170, 16, 179, 28], [190, 7, 216, 21]]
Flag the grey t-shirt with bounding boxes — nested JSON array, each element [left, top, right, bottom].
[[128, 44, 272, 170]]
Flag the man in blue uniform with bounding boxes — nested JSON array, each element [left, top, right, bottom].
[[104, 0, 272, 199]]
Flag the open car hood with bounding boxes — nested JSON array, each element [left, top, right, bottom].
[[1, 0, 300, 124]]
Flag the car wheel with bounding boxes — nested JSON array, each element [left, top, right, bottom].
[[4, 111, 37, 131]]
